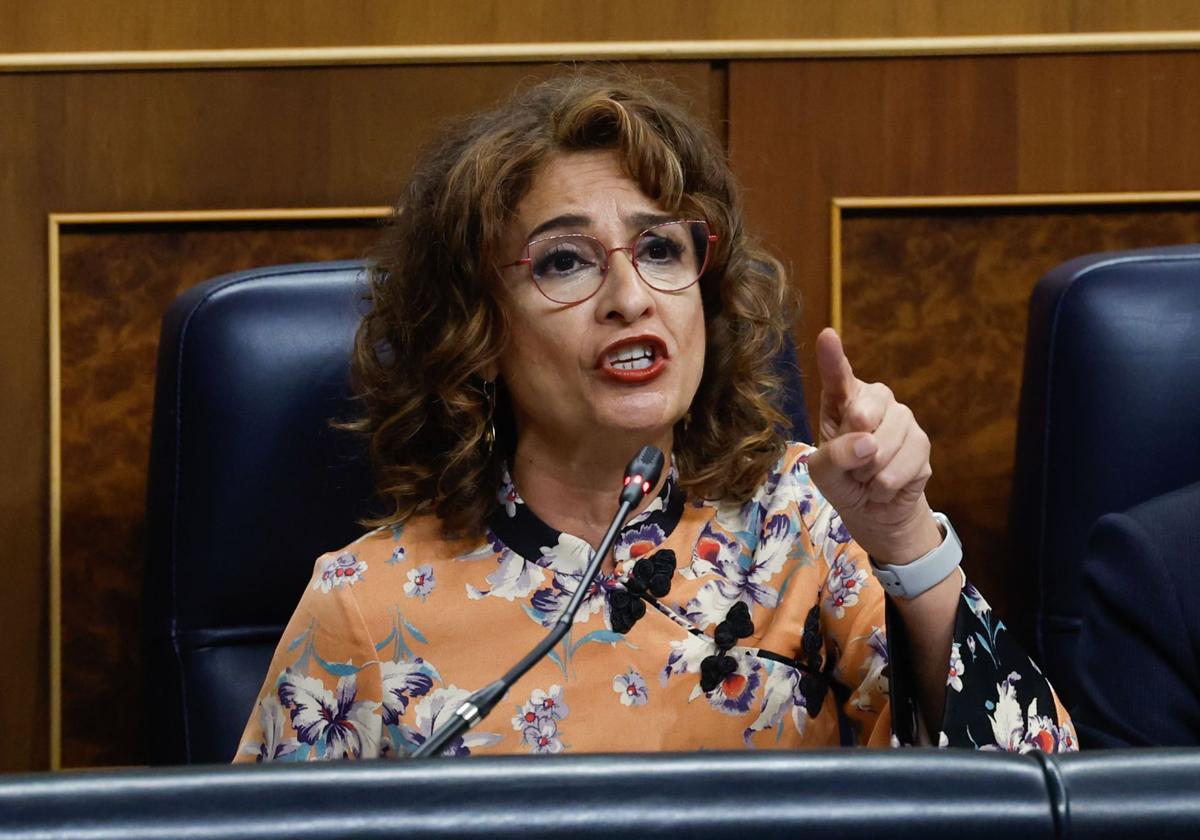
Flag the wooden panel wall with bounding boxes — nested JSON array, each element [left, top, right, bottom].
[[728, 51, 1200, 640], [730, 51, 1200, 397], [4, 0, 1200, 52]]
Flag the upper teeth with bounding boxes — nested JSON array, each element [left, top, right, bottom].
[[610, 343, 653, 363], [608, 343, 656, 370]]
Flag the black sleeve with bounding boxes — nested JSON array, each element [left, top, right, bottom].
[[887, 575, 1076, 751], [1075, 511, 1200, 748]]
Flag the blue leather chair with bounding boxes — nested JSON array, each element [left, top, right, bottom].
[[143, 262, 376, 765], [143, 261, 812, 765], [1011, 244, 1200, 709]]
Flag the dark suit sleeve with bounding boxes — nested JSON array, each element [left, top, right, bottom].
[[1075, 509, 1200, 748]]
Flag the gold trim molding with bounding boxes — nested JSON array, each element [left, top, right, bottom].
[[46, 206, 390, 770], [6, 31, 1200, 73], [829, 190, 1200, 332]]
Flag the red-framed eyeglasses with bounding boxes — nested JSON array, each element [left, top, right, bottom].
[[501, 219, 718, 305]]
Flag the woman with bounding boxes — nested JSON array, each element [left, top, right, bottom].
[[235, 73, 1075, 760]]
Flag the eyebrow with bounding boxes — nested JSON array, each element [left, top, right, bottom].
[[526, 211, 677, 241], [628, 211, 676, 230], [527, 214, 590, 240]]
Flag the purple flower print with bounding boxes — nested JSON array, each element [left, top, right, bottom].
[[963, 580, 993, 620], [387, 545, 406, 565], [379, 659, 435, 725], [530, 573, 615, 628], [511, 685, 569, 753], [398, 686, 502, 756], [687, 525, 740, 580], [758, 512, 794, 562], [660, 634, 713, 686], [242, 695, 300, 762], [511, 685, 568, 727], [529, 685, 569, 720], [712, 462, 784, 534], [614, 522, 666, 565], [278, 670, 379, 759], [852, 627, 889, 712], [825, 552, 868, 619], [312, 552, 367, 594], [512, 705, 543, 732], [612, 668, 649, 707], [983, 673, 1075, 754], [706, 654, 763, 716], [539, 533, 594, 576], [681, 518, 789, 628], [828, 518, 852, 544], [498, 468, 522, 518], [522, 718, 564, 754], [466, 547, 546, 601], [530, 578, 568, 619], [403, 564, 436, 600], [866, 626, 888, 662], [947, 643, 965, 692], [744, 662, 806, 745], [527, 535, 613, 626]]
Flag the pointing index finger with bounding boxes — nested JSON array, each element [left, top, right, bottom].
[[815, 327, 859, 404]]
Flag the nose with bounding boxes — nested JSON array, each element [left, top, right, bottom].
[[596, 248, 654, 324]]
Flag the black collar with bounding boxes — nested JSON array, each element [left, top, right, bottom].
[[486, 463, 686, 566]]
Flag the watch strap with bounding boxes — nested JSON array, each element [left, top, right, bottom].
[[869, 512, 962, 599]]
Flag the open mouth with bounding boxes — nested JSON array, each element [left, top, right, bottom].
[[597, 336, 669, 382], [606, 342, 658, 371]]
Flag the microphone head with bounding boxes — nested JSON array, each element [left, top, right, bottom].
[[619, 445, 666, 505]]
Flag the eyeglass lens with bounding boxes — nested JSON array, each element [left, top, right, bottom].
[[526, 221, 709, 303]]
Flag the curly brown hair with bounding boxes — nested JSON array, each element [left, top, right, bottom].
[[348, 71, 796, 538]]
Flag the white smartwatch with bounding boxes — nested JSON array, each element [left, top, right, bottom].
[[869, 512, 962, 599]]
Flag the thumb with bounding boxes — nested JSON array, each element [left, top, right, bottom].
[[815, 327, 858, 405]]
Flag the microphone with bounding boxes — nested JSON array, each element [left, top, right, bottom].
[[412, 445, 665, 758], [619, 446, 664, 506]]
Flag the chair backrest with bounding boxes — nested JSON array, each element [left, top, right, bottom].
[[144, 262, 375, 764], [1011, 244, 1200, 707], [144, 260, 812, 764]]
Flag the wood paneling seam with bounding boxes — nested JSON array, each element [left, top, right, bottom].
[[46, 215, 62, 772], [5, 32, 1200, 73]]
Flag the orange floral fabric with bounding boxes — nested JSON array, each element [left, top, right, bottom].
[[234, 444, 1075, 761]]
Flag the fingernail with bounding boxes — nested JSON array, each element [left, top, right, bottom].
[[853, 436, 875, 458]]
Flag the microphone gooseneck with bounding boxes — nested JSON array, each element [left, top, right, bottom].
[[412, 445, 665, 758]]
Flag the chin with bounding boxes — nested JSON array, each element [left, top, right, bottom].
[[597, 405, 680, 439], [589, 384, 692, 439]]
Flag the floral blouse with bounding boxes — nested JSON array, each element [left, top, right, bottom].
[[234, 443, 1076, 761]]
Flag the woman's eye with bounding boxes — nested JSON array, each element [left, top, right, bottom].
[[638, 235, 684, 263], [532, 244, 594, 279]]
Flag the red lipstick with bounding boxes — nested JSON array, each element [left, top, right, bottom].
[[596, 335, 669, 383]]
